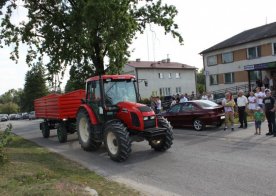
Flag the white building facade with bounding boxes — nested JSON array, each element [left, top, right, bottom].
[[123, 59, 197, 99]]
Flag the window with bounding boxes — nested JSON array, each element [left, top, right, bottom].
[[181, 103, 196, 112], [168, 104, 181, 113], [176, 87, 181, 94], [224, 73, 235, 84], [249, 70, 261, 82], [168, 73, 172, 79], [222, 52, 233, 63], [158, 73, 164, 79], [209, 74, 218, 85], [207, 55, 217, 66], [247, 46, 261, 59], [160, 87, 171, 96], [176, 73, 181, 78], [273, 43, 276, 55]]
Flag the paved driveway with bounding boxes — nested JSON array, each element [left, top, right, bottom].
[[1, 120, 276, 196]]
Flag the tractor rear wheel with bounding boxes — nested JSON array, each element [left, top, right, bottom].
[[76, 109, 102, 151], [149, 116, 173, 151], [57, 122, 67, 143], [41, 122, 50, 138], [104, 122, 131, 162]]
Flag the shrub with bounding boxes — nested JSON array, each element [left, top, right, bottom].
[[0, 124, 13, 164]]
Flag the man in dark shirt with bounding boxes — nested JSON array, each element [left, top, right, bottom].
[[263, 90, 276, 136]]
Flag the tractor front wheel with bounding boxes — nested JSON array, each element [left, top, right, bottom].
[[76, 109, 102, 151], [104, 122, 131, 162], [149, 116, 173, 151], [57, 122, 67, 143]]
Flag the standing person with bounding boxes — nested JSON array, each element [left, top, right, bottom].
[[150, 96, 157, 113], [156, 96, 162, 114], [190, 91, 195, 100], [237, 90, 249, 128], [269, 76, 274, 90], [253, 106, 265, 135], [248, 91, 257, 117], [263, 90, 276, 136], [176, 94, 180, 103], [170, 97, 176, 106], [263, 76, 269, 89], [255, 87, 266, 109], [179, 94, 188, 103], [222, 92, 235, 131], [207, 92, 214, 101], [201, 92, 208, 100]]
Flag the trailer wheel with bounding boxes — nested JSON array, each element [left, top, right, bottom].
[[57, 122, 67, 143], [149, 116, 173, 151], [104, 122, 131, 162], [76, 109, 101, 151], [41, 122, 50, 138]]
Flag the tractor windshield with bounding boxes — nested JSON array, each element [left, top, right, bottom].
[[104, 80, 137, 105]]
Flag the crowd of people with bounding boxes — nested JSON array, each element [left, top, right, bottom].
[[150, 86, 276, 137], [222, 87, 276, 137]]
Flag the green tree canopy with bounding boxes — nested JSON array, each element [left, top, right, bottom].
[[0, 89, 23, 111], [0, 0, 183, 77], [21, 63, 48, 112], [0, 102, 19, 114], [196, 68, 205, 94]]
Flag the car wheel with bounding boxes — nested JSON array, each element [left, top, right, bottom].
[[193, 119, 205, 131]]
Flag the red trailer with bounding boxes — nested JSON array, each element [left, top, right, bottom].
[[34, 89, 85, 143]]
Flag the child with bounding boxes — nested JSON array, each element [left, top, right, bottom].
[[254, 106, 265, 135]]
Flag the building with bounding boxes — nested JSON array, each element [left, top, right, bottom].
[[200, 22, 276, 93], [123, 59, 197, 99]]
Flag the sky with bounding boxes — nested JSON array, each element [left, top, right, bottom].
[[1, 0, 276, 95]]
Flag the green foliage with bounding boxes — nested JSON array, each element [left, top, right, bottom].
[[139, 98, 150, 105], [196, 68, 205, 94], [0, 102, 19, 114], [65, 64, 94, 92], [0, 124, 13, 164], [0, 0, 183, 77], [21, 63, 48, 112]]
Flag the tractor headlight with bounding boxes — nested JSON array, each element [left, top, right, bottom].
[[150, 116, 155, 120], [143, 117, 149, 121]]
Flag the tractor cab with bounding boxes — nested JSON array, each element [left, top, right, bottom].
[[85, 75, 138, 121]]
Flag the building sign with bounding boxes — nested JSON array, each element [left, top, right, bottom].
[[244, 61, 276, 70], [244, 65, 254, 70]]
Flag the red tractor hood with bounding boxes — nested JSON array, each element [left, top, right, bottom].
[[116, 101, 154, 116]]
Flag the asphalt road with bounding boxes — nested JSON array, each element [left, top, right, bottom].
[[1, 120, 276, 196]]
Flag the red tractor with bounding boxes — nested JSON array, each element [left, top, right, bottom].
[[36, 74, 173, 162]]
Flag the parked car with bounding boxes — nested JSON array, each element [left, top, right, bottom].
[[15, 113, 22, 120], [161, 100, 225, 131], [22, 113, 29, 119], [29, 111, 36, 120], [9, 114, 17, 120], [0, 114, 9, 122]]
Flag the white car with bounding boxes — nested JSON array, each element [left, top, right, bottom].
[[29, 111, 36, 120]]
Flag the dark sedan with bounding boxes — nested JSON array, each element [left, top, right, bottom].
[[161, 100, 225, 131]]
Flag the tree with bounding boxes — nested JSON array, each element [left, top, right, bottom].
[[0, 0, 183, 77], [65, 64, 94, 92], [196, 68, 205, 94], [21, 63, 48, 112], [0, 89, 24, 111], [0, 102, 19, 114]]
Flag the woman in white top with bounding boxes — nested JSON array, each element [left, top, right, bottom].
[[248, 91, 257, 116]]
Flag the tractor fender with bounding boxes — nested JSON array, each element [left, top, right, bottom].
[[78, 105, 99, 125]]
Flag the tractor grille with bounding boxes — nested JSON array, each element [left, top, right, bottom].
[[131, 112, 140, 127], [144, 119, 156, 129]]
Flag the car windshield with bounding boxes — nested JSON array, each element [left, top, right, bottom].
[[195, 100, 219, 108], [104, 80, 137, 105]]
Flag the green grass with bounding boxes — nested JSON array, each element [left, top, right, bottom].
[[0, 135, 140, 196]]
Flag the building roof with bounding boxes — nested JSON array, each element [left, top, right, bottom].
[[127, 59, 196, 70], [200, 21, 276, 54]]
